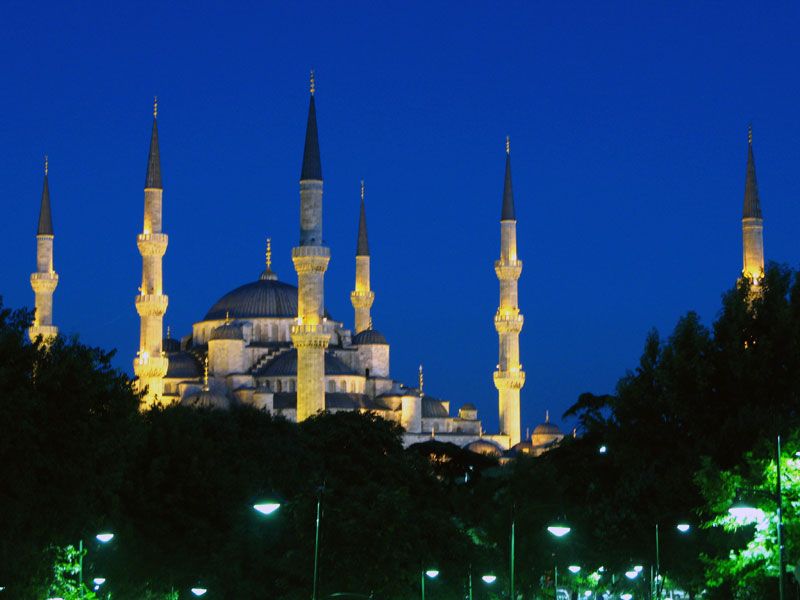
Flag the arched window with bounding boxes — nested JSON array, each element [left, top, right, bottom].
[[327, 380, 335, 393], [339, 380, 346, 393], [275, 380, 282, 392]]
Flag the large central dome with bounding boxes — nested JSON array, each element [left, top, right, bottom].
[[204, 278, 333, 321], [204, 279, 300, 320]]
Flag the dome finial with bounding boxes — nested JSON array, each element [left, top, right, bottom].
[[166, 325, 171, 339], [44, 154, 48, 176], [310, 69, 315, 96], [266, 237, 272, 271], [153, 96, 158, 119], [506, 135, 510, 155], [203, 356, 209, 390], [748, 123, 753, 146], [368, 316, 373, 330], [545, 409, 550, 423], [418, 364, 424, 396], [224, 310, 231, 325]]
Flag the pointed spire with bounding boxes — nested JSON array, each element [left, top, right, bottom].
[[145, 96, 162, 189], [356, 180, 370, 256], [501, 136, 516, 221], [37, 155, 53, 235], [418, 364, 424, 396], [300, 72, 323, 181], [743, 124, 762, 219]]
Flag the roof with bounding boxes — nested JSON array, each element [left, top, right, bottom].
[[37, 172, 53, 235], [272, 392, 380, 410], [209, 322, 244, 341], [181, 389, 230, 410], [356, 196, 369, 256], [300, 95, 322, 181], [743, 131, 762, 219], [145, 117, 162, 189], [501, 148, 515, 221], [255, 349, 358, 377], [164, 351, 201, 379], [204, 278, 327, 321], [352, 329, 387, 345], [533, 421, 562, 436]]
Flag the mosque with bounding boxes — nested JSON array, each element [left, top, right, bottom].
[[25, 77, 765, 457]]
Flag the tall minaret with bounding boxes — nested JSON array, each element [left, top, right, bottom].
[[493, 137, 525, 446], [29, 156, 59, 343], [292, 72, 331, 421], [351, 180, 374, 333], [133, 98, 169, 408], [742, 125, 764, 287]]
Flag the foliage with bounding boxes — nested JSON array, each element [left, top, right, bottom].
[[45, 544, 97, 600]]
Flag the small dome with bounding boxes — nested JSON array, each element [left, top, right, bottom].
[[181, 389, 231, 410], [255, 349, 358, 377], [165, 351, 201, 379], [533, 422, 561, 436], [464, 439, 503, 457], [210, 322, 244, 341], [460, 402, 476, 411], [352, 329, 388, 345]]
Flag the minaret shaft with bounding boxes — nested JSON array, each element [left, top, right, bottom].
[[292, 87, 329, 422], [133, 113, 169, 408], [493, 148, 524, 446], [351, 188, 373, 333]]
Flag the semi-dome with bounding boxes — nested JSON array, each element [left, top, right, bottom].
[[181, 388, 231, 410], [255, 349, 358, 377], [209, 322, 244, 341], [164, 351, 201, 379], [352, 329, 388, 345]]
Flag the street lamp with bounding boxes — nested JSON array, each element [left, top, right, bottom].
[[78, 531, 114, 587], [191, 588, 207, 596], [727, 434, 787, 600], [568, 565, 581, 574], [654, 521, 691, 598], [420, 568, 438, 600], [547, 523, 571, 538], [481, 574, 497, 584]]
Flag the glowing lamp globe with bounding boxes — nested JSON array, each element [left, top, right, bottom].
[[548, 524, 571, 538], [425, 569, 439, 578], [625, 570, 639, 579], [621, 594, 633, 600], [729, 502, 765, 523], [253, 502, 281, 516], [568, 565, 581, 574], [96, 533, 114, 543], [191, 588, 207, 597], [481, 574, 497, 584], [677, 523, 691, 533], [92, 578, 106, 586]]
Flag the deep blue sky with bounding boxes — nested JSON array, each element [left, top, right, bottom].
[[2, 1, 799, 435]]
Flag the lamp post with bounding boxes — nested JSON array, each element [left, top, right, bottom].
[[78, 532, 114, 587], [728, 434, 785, 600], [653, 522, 690, 598]]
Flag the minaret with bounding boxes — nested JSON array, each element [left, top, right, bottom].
[[133, 98, 169, 408], [493, 137, 525, 446], [292, 72, 331, 421], [351, 180, 374, 333], [742, 125, 765, 287], [29, 156, 59, 343]]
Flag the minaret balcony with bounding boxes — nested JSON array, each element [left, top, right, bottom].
[[350, 290, 375, 309], [291, 322, 332, 349], [133, 353, 169, 379], [135, 294, 169, 317], [495, 260, 523, 281], [137, 233, 169, 257], [292, 246, 331, 273], [494, 310, 524, 333], [28, 325, 58, 343], [493, 369, 526, 390], [30, 272, 59, 293]]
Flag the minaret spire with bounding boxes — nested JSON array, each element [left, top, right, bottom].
[[134, 100, 170, 408], [261, 237, 278, 281], [29, 156, 59, 343], [292, 74, 331, 421], [351, 180, 375, 333], [742, 124, 765, 287], [494, 137, 525, 446]]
